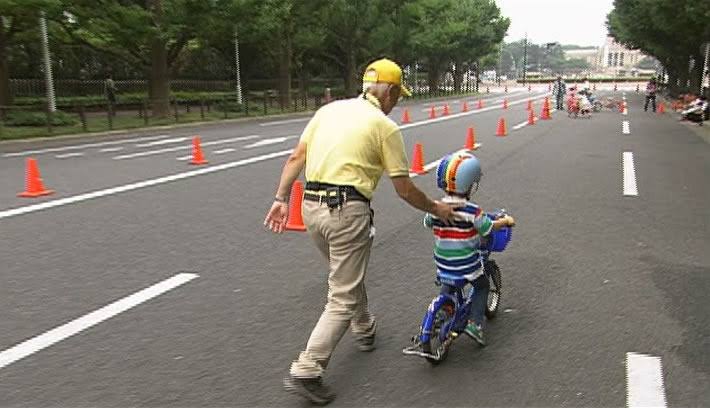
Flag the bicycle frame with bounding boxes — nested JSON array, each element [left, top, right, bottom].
[[418, 279, 479, 344]]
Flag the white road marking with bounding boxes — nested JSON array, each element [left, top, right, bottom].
[[2, 94, 547, 220], [0, 149, 293, 220], [176, 155, 191, 161], [623, 121, 631, 134], [419, 89, 527, 112], [0, 273, 198, 370], [244, 136, 294, 149], [407, 92, 551, 129], [623, 152, 638, 196], [99, 147, 124, 153], [135, 137, 187, 147], [626, 352, 667, 408], [213, 148, 236, 155], [113, 135, 259, 160], [55, 152, 84, 159], [2, 134, 172, 158], [259, 117, 311, 127]]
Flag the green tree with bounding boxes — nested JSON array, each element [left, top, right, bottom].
[[0, 0, 63, 106], [607, 0, 709, 94], [60, 0, 232, 116]]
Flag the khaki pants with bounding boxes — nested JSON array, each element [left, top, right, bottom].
[[290, 199, 376, 378]]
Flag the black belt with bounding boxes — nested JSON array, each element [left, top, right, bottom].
[[303, 182, 370, 205]]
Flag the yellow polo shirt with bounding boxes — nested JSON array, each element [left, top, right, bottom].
[[299, 93, 410, 199]]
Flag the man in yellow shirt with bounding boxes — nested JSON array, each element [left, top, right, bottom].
[[264, 58, 455, 405]]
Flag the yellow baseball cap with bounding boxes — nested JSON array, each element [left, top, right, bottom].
[[363, 58, 412, 97]]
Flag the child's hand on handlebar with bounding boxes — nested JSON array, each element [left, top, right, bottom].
[[504, 215, 515, 227]]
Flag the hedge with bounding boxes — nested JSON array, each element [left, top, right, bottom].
[[3, 110, 78, 126]]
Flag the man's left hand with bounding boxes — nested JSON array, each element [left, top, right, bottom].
[[264, 201, 289, 233]]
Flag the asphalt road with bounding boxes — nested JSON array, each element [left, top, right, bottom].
[[0, 85, 707, 407]]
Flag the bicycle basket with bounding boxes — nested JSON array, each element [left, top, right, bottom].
[[484, 227, 512, 252]]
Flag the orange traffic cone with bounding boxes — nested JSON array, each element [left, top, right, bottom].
[[658, 103, 665, 114], [496, 118, 507, 136], [462, 102, 469, 112], [527, 109, 536, 125], [190, 136, 208, 165], [18, 158, 54, 198], [442, 104, 450, 116], [429, 106, 437, 119], [477, 99, 484, 109], [541, 104, 551, 120], [409, 143, 426, 175], [526, 100, 532, 111], [464, 127, 477, 150], [285, 180, 306, 232], [402, 108, 411, 124], [503, 99, 508, 109]]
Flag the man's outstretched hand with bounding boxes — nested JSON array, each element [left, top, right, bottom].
[[264, 201, 289, 233]]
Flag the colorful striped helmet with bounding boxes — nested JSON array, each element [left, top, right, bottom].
[[436, 150, 483, 195]]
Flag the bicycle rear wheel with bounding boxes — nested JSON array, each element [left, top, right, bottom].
[[484, 260, 502, 319], [421, 300, 455, 365]]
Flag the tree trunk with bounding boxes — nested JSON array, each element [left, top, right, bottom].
[[0, 29, 12, 107], [278, 32, 292, 108], [689, 52, 703, 94], [427, 64, 440, 93], [452, 60, 464, 93], [343, 50, 358, 97], [148, 0, 170, 117]]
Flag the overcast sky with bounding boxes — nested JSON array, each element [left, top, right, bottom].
[[495, 0, 615, 47]]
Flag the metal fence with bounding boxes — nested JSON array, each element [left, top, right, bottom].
[[0, 75, 485, 140]]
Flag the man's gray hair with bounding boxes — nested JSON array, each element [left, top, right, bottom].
[[362, 81, 392, 94]]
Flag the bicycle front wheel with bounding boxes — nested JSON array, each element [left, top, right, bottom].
[[484, 260, 502, 319]]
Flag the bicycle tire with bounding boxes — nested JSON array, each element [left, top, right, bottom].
[[421, 300, 455, 365], [484, 260, 502, 319]]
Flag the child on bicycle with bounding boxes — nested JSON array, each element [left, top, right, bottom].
[[423, 150, 515, 346]]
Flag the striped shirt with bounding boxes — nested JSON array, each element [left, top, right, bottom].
[[424, 196, 493, 281]]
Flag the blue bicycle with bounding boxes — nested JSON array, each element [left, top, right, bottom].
[[402, 210, 513, 364]]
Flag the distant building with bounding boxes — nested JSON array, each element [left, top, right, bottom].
[[599, 36, 646, 76], [563, 36, 651, 77]]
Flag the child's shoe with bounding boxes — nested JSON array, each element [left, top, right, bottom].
[[464, 320, 486, 347]]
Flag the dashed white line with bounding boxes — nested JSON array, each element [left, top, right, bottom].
[[244, 136, 295, 149], [113, 135, 259, 160], [55, 152, 84, 159], [0, 149, 293, 220], [213, 148, 236, 155], [99, 147, 124, 153], [2, 134, 172, 158], [623, 121, 631, 134], [259, 117, 311, 127], [0, 273, 199, 370], [135, 137, 187, 147], [623, 152, 638, 196], [626, 352, 667, 408]]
